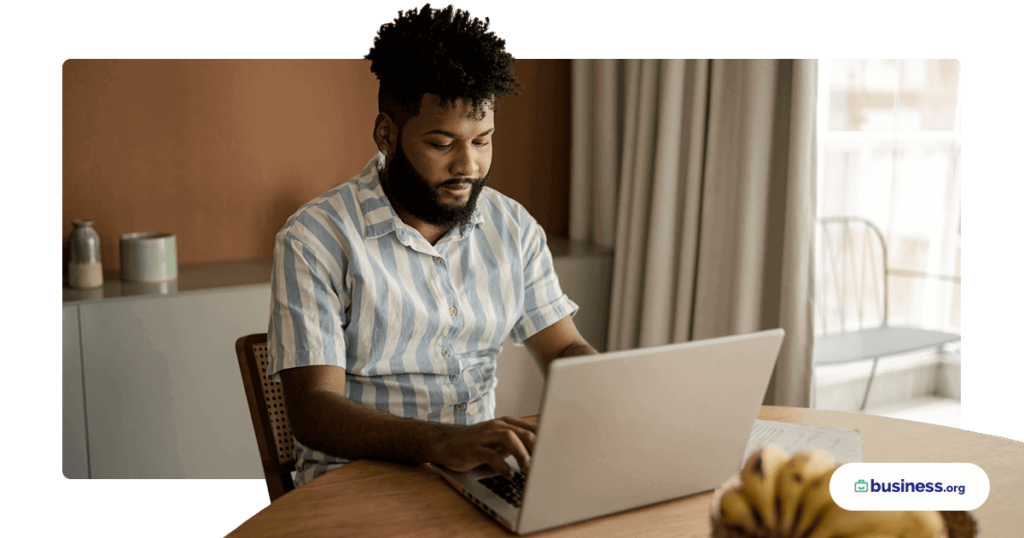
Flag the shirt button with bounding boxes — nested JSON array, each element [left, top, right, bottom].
[[441, 349, 450, 357], [449, 374, 459, 381], [434, 256, 442, 263], [449, 307, 458, 316], [454, 403, 466, 411]]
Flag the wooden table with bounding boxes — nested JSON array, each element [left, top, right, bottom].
[[227, 406, 1023, 537]]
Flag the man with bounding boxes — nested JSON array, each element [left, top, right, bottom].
[[267, 3, 597, 488]]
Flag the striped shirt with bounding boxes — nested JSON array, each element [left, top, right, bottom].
[[267, 152, 578, 486]]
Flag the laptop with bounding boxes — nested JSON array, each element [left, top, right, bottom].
[[432, 328, 785, 534]]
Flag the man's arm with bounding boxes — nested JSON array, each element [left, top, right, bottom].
[[525, 315, 599, 372], [280, 365, 536, 478]]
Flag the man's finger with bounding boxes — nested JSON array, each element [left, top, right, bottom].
[[507, 424, 540, 452], [501, 416, 538, 433], [504, 424, 536, 453], [493, 429, 531, 475], [491, 417, 537, 457], [482, 447, 513, 479]]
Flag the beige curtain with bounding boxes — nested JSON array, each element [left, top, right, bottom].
[[571, 59, 817, 407]]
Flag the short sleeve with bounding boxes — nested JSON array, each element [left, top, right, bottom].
[[509, 216, 579, 345], [266, 233, 348, 381]]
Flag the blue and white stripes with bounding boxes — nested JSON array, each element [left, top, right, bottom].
[[267, 153, 577, 485]]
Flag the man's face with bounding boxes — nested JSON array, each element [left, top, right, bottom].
[[383, 94, 494, 230]]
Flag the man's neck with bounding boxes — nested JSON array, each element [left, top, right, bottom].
[[393, 204, 448, 246]]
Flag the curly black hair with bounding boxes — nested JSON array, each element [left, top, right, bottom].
[[365, 3, 522, 120]]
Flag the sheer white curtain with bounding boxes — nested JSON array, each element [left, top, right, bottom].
[[571, 59, 817, 406]]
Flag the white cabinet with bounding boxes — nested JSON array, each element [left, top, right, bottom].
[[71, 285, 270, 478], [63, 305, 89, 478]]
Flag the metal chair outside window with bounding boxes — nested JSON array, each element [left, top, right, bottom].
[[814, 216, 960, 410]]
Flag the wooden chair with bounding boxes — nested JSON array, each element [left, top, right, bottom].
[[814, 217, 961, 410], [236, 333, 295, 501]]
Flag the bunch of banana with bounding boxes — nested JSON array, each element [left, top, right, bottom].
[[709, 445, 977, 538]]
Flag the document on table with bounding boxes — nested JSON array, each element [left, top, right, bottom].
[[743, 419, 863, 463]]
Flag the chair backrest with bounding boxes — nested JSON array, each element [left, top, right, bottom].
[[815, 217, 889, 336], [235, 333, 295, 501]]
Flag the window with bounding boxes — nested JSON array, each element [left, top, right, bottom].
[[816, 60, 961, 333]]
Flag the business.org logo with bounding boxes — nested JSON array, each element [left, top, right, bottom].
[[831, 463, 988, 511], [853, 478, 966, 495]]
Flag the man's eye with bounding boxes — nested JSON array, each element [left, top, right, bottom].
[[430, 141, 489, 147]]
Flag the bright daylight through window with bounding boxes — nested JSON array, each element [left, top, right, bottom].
[[817, 59, 960, 334]]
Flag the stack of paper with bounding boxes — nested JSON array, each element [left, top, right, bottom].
[[743, 419, 863, 463]]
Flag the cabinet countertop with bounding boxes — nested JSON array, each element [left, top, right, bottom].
[[62, 240, 612, 305], [63, 257, 275, 305]]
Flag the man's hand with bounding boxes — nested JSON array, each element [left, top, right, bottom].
[[428, 416, 537, 479]]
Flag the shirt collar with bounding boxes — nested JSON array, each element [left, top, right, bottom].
[[357, 152, 485, 243]]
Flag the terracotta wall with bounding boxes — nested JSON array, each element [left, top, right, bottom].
[[62, 59, 571, 270]]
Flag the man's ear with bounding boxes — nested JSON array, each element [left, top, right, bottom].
[[373, 113, 397, 160]]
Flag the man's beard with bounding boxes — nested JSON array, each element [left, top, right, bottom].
[[382, 137, 489, 231]]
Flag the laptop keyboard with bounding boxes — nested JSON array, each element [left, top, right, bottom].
[[478, 472, 526, 507]]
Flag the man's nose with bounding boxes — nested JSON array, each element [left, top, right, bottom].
[[450, 145, 480, 177]]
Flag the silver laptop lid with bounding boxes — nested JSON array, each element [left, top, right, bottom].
[[516, 329, 784, 535]]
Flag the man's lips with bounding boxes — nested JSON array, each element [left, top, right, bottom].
[[440, 182, 472, 193]]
